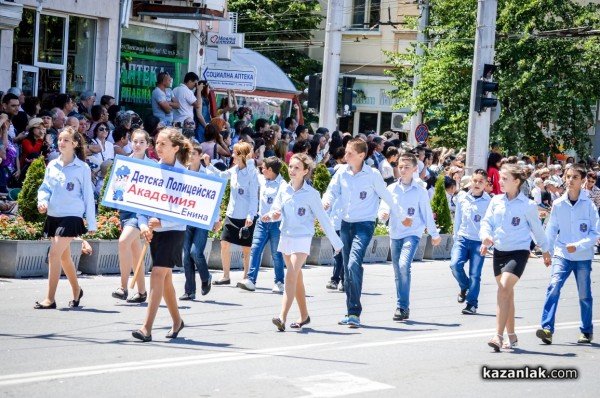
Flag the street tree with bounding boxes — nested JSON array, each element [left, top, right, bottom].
[[386, 0, 600, 158]]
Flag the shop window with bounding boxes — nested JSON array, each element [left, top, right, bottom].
[[12, 8, 35, 84], [358, 112, 378, 134], [38, 14, 66, 65], [350, 0, 381, 30], [381, 112, 392, 132], [67, 16, 96, 94]]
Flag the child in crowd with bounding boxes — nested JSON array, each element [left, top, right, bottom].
[[237, 156, 287, 293], [35, 126, 96, 309], [537, 165, 598, 345], [133, 127, 189, 342], [480, 164, 551, 351], [265, 153, 343, 331], [449, 169, 491, 315], [323, 138, 411, 327], [379, 153, 440, 322]]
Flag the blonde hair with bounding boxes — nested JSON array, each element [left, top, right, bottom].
[[158, 127, 192, 166], [501, 163, 527, 189], [130, 128, 150, 144], [290, 153, 314, 178], [233, 141, 253, 166]]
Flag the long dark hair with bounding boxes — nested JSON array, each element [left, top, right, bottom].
[[61, 126, 86, 161]]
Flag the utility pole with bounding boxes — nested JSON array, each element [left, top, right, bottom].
[[409, 0, 430, 146], [319, 0, 344, 132], [466, 0, 498, 175]]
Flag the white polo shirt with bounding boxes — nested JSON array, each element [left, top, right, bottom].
[[172, 83, 197, 124]]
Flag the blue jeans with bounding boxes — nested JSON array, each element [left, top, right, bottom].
[[449, 236, 486, 308], [247, 220, 284, 284], [341, 220, 375, 317], [182, 226, 210, 294], [391, 236, 421, 310], [540, 257, 593, 334], [331, 230, 344, 283]]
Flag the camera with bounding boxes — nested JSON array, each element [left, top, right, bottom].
[[198, 80, 208, 86]]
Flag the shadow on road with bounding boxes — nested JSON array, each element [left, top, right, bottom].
[[510, 347, 578, 357], [59, 307, 120, 314], [402, 320, 461, 327]]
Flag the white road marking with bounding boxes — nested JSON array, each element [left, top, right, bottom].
[[0, 320, 596, 387], [295, 371, 394, 398]]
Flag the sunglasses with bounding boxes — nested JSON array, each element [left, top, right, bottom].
[[98, 127, 107, 132], [184, 121, 195, 125]]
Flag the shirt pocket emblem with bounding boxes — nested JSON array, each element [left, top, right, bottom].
[[267, 197, 273, 204], [298, 207, 306, 216], [66, 182, 74, 191], [407, 207, 415, 216], [359, 191, 367, 200], [238, 188, 245, 195], [474, 214, 481, 222], [580, 223, 588, 233], [511, 217, 520, 226]]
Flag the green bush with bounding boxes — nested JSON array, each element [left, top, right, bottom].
[[18, 157, 46, 224], [312, 163, 331, 197], [430, 173, 453, 234], [280, 162, 290, 182], [97, 163, 114, 216], [209, 181, 230, 239]]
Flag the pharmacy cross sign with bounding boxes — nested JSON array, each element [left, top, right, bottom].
[[207, 21, 245, 61]]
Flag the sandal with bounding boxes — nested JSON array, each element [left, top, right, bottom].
[[212, 278, 231, 285], [290, 316, 311, 329], [488, 334, 503, 352], [502, 333, 518, 349], [69, 288, 83, 308], [126, 291, 147, 303], [112, 287, 128, 301], [272, 317, 285, 332], [34, 301, 56, 309]]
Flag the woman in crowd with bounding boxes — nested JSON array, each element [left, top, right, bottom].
[[200, 124, 230, 162], [480, 164, 551, 350], [487, 152, 503, 195], [133, 127, 189, 342], [0, 112, 20, 193], [112, 129, 152, 303], [20, 118, 47, 174], [35, 126, 96, 309], [265, 153, 343, 331], [203, 142, 259, 285]]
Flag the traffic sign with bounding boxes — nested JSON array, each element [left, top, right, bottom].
[[201, 64, 257, 92], [415, 123, 429, 143]]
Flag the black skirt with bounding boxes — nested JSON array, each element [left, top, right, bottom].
[[43, 216, 87, 238], [220, 216, 256, 247], [493, 249, 530, 278], [149, 230, 185, 268]]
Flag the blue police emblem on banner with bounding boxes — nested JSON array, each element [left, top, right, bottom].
[[474, 214, 481, 222], [407, 207, 415, 216], [298, 207, 306, 216], [267, 197, 273, 204], [359, 191, 367, 200], [66, 182, 74, 191], [580, 223, 588, 232], [511, 217, 520, 226], [238, 188, 244, 195]]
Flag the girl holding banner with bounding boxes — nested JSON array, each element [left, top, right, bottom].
[[112, 129, 153, 303], [132, 127, 190, 342]]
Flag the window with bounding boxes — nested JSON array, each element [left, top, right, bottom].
[[358, 112, 378, 134], [350, 0, 381, 30]]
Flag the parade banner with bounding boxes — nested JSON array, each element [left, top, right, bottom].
[[101, 155, 227, 230]]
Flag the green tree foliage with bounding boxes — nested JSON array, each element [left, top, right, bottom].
[[18, 157, 46, 223], [386, 0, 600, 158], [279, 162, 290, 182], [430, 174, 453, 235], [312, 163, 331, 197], [229, 0, 324, 115]]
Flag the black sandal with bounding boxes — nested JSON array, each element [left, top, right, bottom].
[[126, 291, 147, 303], [166, 320, 185, 339], [34, 301, 56, 309], [69, 288, 83, 308], [272, 317, 285, 332], [112, 287, 128, 300], [132, 329, 152, 342], [290, 316, 311, 329]]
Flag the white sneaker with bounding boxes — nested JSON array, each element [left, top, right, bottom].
[[272, 282, 284, 293], [237, 279, 256, 292]]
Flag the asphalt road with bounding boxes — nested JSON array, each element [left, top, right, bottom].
[[0, 255, 599, 397]]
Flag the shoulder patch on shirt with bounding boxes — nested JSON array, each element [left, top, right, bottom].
[[511, 217, 520, 226], [267, 197, 273, 204], [238, 188, 245, 195], [580, 223, 588, 232], [359, 191, 367, 200], [407, 207, 415, 216], [298, 207, 306, 216], [66, 182, 74, 191]]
